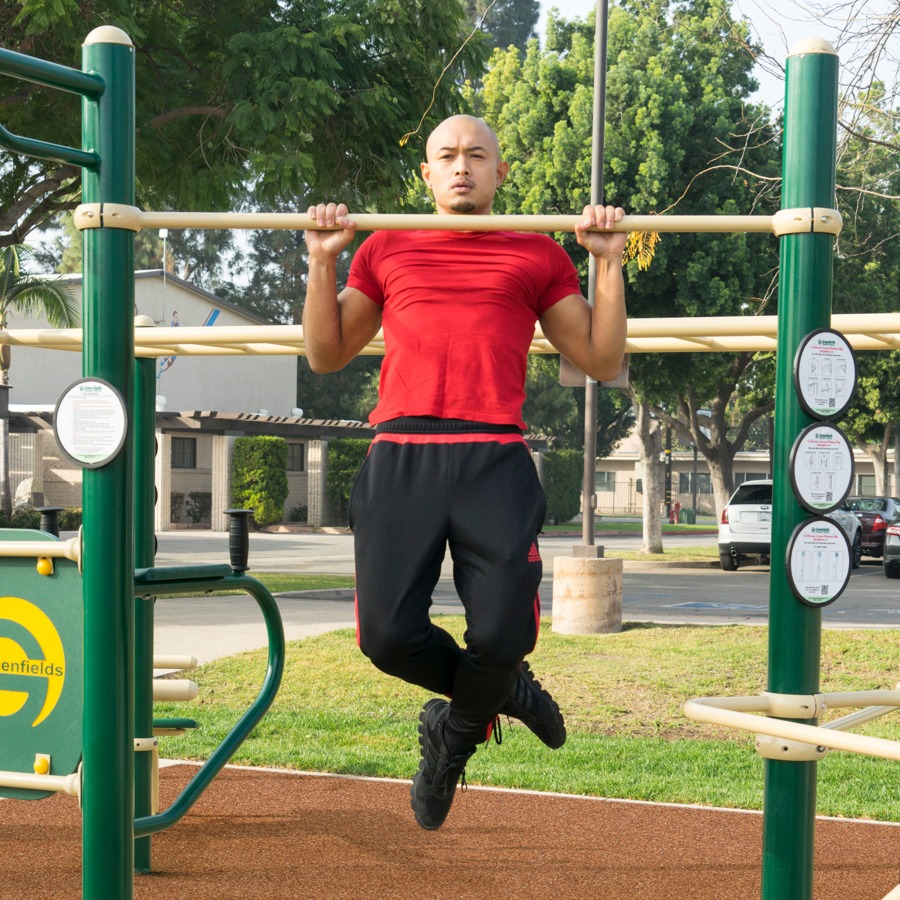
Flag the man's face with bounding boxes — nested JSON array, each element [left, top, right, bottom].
[[421, 116, 509, 216]]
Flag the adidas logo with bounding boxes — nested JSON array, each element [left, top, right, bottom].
[[527, 543, 541, 563]]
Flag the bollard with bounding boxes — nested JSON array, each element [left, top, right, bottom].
[[37, 506, 64, 537], [552, 555, 623, 634], [225, 509, 252, 573]]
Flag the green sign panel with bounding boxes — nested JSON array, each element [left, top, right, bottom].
[[0, 530, 83, 799]]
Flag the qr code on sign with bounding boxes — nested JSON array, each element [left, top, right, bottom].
[[829, 398, 835, 406], [821, 584, 828, 594]]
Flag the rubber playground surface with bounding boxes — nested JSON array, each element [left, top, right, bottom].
[[2, 762, 899, 899]]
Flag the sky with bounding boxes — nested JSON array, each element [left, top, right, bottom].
[[535, 0, 893, 108]]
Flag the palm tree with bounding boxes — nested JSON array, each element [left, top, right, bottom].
[[0, 245, 79, 518]]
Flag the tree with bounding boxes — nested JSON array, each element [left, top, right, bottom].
[[644, 351, 776, 516], [522, 354, 634, 451], [465, 0, 540, 54], [0, 244, 78, 515], [542, 448, 582, 524], [830, 82, 900, 493], [471, 0, 780, 550], [296, 354, 381, 421], [1, 0, 486, 247], [3, 1, 489, 423]]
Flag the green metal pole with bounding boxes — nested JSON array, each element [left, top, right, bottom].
[[80, 26, 136, 900], [133, 347, 157, 873], [762, 39, 839, 900]]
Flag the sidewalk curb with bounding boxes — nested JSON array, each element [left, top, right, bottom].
[[620, 560, 721, 571]]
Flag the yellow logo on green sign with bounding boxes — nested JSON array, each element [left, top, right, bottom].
[[0, 596, 66, 726]]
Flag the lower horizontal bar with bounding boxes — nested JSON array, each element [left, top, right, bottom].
[[684, 690, 900, 762], [0, 768, 81, 798], [153, 655, 198, 671], [5, 312, 898, 358], [152, 679, 199, 702], [0, 535, 81, 565]]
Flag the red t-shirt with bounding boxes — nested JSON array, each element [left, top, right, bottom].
[[346, 230, 581, 428]]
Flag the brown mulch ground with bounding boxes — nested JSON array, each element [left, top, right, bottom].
[[2, 764, 899, 899]]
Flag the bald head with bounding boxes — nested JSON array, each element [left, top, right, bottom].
[[425, 115, 501, 163], [420, 115, 509, 215]]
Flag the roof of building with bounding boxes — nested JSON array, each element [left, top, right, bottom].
[[56, 269, 273, 326]]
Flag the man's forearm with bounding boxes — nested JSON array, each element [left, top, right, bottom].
[[589, 254, 627, 381], [302, 254, 345, 372]]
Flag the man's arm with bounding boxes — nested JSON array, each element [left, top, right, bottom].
[[539, 204, 628, 383], [302, 202, 383, 373]]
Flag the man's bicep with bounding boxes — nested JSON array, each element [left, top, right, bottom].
[[337, 286, 383, 353], [539, 294, 592, 362]]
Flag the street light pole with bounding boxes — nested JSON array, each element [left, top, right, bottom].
[[581, 0, 609, 548]]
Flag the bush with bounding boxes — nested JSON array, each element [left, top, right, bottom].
[[289, 505, 308, 523], [171, 492, 185, 522], [0, 507, 40, 528], [543, 449, 583, 525], [58, 508, 82, 530], [186, 491, 212, 524], [0, 507, 81, 530], [231, 436, 289, 528], [326, 439, 370, 524]]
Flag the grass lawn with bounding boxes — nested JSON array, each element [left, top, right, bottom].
[[542, 520, 717, 534], [155, 618, 900, 821]]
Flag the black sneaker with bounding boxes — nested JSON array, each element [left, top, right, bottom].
[[499, 661, 566, 749], [410, 699, 475, 830]]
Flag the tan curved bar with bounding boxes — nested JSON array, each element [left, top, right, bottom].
[[685, 689, 900, 763]]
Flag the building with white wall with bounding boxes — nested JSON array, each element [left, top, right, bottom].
[[5, 270, 316, 529], [6, 270, 296, 415]]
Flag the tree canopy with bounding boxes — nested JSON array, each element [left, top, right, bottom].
[[0, 0, 484, 246], [464, 0, 540, 54], [470, 0, 781, 512]]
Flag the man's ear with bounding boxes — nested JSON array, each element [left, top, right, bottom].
[[495, 160, 510, 186], [420, 161, 432, 189]]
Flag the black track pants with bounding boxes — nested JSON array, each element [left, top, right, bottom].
[[350, 434, 546, 750]]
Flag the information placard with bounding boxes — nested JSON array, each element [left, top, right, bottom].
[[789, 422, 854, 513], [793, 329, 857, 420], [54, 378, 127, 469], [786, 517, 852, 607]]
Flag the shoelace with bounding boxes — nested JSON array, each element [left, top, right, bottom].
[[485, 714, 503, 746]]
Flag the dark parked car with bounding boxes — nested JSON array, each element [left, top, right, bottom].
[[844, 497, 900, 559], [885, 522, 900, 578]]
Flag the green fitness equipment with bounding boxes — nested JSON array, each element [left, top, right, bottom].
[[764, 39, 839, 900], [0, 28, 285, 900], [0, 530, 83, 800]]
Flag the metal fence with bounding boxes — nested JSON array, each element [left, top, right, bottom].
[[594, 478, 717, 518]]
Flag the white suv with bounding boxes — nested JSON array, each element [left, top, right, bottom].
[[718, 479, 862, 571]]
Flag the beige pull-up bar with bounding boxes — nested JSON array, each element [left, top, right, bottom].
[[2, 312, 899, 357], [73, 203, 843, 237]]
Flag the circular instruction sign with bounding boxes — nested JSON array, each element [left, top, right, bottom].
[[786, 517, 852, 608], [54, 378, 127, 469], [793, 329, 857, 420], [789, 423, 854, 513]]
